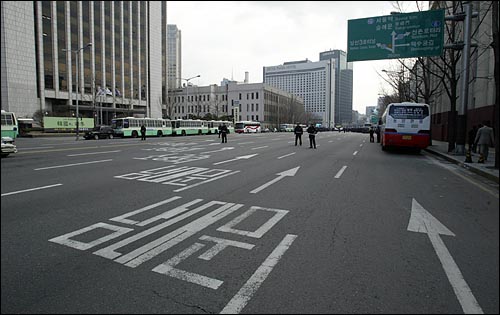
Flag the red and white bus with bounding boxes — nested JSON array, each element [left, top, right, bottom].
[[380, 102, 431, 151], [234, 121, 261, 133]]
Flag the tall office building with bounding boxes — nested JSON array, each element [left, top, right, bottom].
[[319, 50, 353, 126], [1, 1, 170, 123], [167, 24, 181, 90], [263, 59, 335, 127]]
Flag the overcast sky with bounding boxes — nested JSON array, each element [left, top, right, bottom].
[[167, 1, 424, 114]]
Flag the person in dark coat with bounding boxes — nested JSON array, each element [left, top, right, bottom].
[[375, 126, 380, 143], [468, 125, 478, 153], [294, 123, 303, 146], [306, 124, 317, 149], [140, 124, 146, 140], [369, 127, 375, 143], [220, 123, 228, 143]]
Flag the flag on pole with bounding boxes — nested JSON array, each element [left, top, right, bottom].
[[115, 88, 121, 97], [96, 86, 105, 96]]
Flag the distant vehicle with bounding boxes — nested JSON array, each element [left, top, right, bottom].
[[1, 110, 19, 139], [279, 123, 294, 132], [83, 125, 115, 140], [380, 102, 431, 151], [235, 121, 261, 133], [112, 117, 170, 137], [1, 136, 17, 157]]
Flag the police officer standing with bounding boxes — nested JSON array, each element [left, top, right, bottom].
[[140, 124, 146, 140], [306, 123, 317, 149], [220, 123, 228, 143], [294, 123, 303, 146]]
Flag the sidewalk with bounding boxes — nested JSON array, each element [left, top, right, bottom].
[[425, 140, 499, 183]]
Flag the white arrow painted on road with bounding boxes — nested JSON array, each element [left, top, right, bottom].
[[407, 198, 483, 314], [250, 167, 300, 194], [213, 154, 258, 165]]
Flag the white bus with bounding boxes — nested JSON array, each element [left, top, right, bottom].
[[235, 121, 261, 133], [1, 110, 19, 139], [380, 102, 431, 151], [111, 117, 171, 137], [207, 120, 235, 135], [170, 119, 208, 136]]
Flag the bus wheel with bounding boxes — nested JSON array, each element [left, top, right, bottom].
[[132, 131, 138, 138], [157, 130, 163, 137], [198, 130, 202, 135], [182, 130, 186, 136]]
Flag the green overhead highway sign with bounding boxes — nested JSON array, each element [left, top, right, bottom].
[[347, 9, 445, 62]]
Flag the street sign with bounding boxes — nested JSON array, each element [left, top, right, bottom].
[[347, 9, 445, 62]]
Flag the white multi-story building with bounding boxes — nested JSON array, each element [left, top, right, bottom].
[[167, 82, 304, 129], [167, 24, 181, 90], [263, 59, 335, 127], [1, 1, 169, 124], [319, 50, 353, 126]]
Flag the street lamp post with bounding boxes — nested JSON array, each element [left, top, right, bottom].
[[63, 42, 92, 140], [179, 75, 200, 119]]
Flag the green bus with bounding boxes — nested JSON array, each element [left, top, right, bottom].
[[1, 110, 19, 139], [111, 117, 172, 137]]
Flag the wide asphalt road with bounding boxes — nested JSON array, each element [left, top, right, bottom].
[[1, 132, 498, 314]]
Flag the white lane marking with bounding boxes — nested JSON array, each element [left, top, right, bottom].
[[1, 183, 63, 197], [250, 167, 300, 194], [173, 170, 241, 192], [277, 152, 296, 159], [21, 146, 55, 150], [359, 144, 363, 147], [220, 234, 297, 314], [251, 146, 268, 150], [353, 151, 358, 156], [408, 199, 483, 314], [334, 166, 348, 179], [236, 141, 255, 145], [213, 154, 258, 165], [328, 140, 333, 143], [34, 159, 113, 170], [67, 150, 121, 157], [425, 156, 499, 198]]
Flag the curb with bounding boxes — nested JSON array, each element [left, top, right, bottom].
[[425, 148, 499, 184]]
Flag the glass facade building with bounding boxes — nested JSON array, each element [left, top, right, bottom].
[[1, 1, 168, 124]]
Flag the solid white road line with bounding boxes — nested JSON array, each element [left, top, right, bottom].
[[334, 166, 348, 179], [67, 150, 121, 156], [251, 146, 269, 150], [34, 159, 113, 170], [220, 234, 297, 314], [1, 183, 63, 197], [353, 151, 358, 156]]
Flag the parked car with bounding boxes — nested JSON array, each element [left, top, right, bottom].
[[1, 137, 18, 157], [83, 125, 115, 140]]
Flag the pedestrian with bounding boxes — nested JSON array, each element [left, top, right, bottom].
[[369, 127, 375, 143], [306, 123, 317, 149], [468, 125, 478, 153], [218, 124, 222, 138], [220, 123, 228, 143], [375, 125, 380, 143], [294, 123, 303, 146], [474, 121, 495, 163], [140, 124, 146, 140]]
